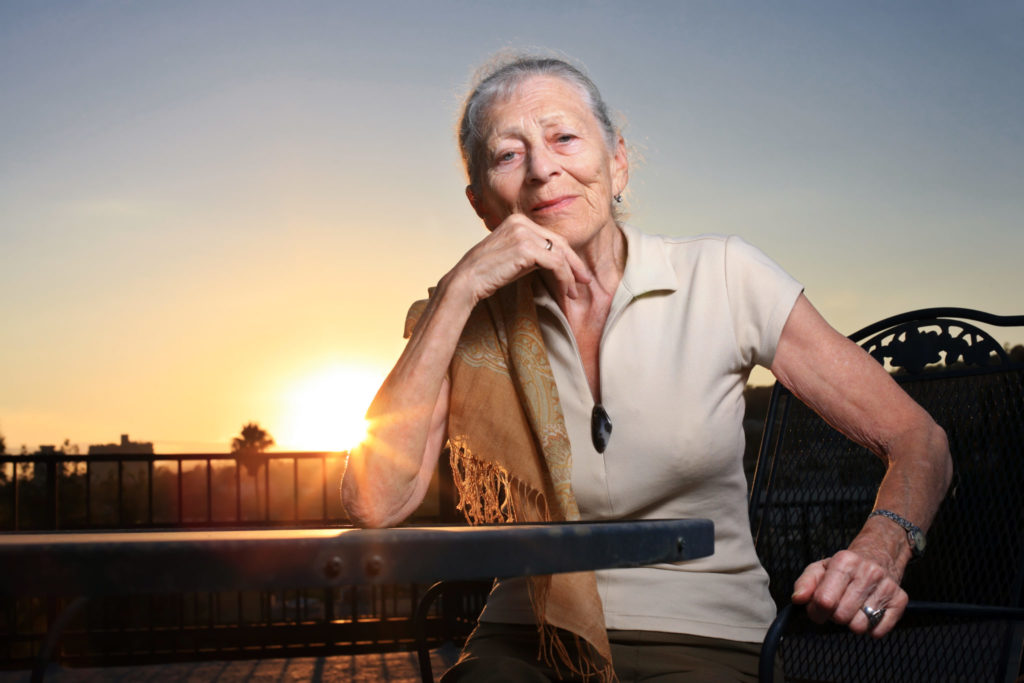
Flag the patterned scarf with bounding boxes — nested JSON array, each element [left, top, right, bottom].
[[405, 275, 614, 681]]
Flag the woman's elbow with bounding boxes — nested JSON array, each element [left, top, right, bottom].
[[929, 422, 953, 494], [341, 484, 383, 529], [340, 451, 423, 529], [341, 469, 398, 529]]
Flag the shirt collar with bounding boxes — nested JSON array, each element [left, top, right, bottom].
[[533, 224, 677, 312], [618, 223, 678, 298]]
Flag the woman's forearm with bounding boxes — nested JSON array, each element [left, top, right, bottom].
[[850, 419, 952, 578], [341, 272, 475, 527]]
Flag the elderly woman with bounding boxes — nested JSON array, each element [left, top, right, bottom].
[[341, 54, 952, 682]]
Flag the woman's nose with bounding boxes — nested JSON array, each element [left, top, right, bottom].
[[526, 146, 559, 182]]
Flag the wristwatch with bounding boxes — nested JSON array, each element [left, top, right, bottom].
[[869, 509, 926, 560]]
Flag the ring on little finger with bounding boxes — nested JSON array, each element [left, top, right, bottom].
[[862, 604, 885, 628], [544, 238, 553, 251]]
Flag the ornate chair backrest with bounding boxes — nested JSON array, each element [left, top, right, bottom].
[[749, 308, 1024, 682]]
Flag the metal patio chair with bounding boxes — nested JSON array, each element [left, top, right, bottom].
[[414, 579, 493, 681], [751, 308, 1024, 682]]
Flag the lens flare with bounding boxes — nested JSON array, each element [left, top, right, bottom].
[[277, 364, 384, 452]]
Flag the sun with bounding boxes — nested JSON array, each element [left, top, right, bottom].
[[277, 364, 384, 452]]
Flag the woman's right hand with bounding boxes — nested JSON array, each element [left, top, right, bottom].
[[446, 214, 593, 306], [342, 214, 590, 528]]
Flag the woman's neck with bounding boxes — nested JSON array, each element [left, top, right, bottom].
[[540, 222, 626, 402], [548, 221, 626, 313]]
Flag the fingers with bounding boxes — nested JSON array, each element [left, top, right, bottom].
[[813, 550, 886, 624], [537, 231, 592, 300], [857, 586, 907, 639], [791, 560, 827, 605], [794, 549, 908, 637], [456, 215, 592, 303], [846, 586, 907, 638]]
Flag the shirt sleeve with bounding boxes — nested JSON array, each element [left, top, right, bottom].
[[403, 287, 437, 339], [724, 235, 804, 368]]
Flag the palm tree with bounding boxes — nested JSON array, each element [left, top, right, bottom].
[[231, 422, 274, 519]]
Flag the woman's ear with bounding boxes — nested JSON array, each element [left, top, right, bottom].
[[466, 185, 501, 231], [465, 185, 485, 219], [611, 135, 629, 198]]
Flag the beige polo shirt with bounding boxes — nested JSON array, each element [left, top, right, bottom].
[[478, 226, 803, 643]]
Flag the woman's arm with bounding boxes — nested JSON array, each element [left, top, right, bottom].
[[769, 294, 953, 637], [341, 215, 592, 528], [340, 283, 465, 529]]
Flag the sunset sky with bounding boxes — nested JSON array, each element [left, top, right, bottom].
[[2, 1, 1021, 454]]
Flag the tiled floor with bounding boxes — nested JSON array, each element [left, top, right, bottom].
[[0, 648, 460, 682]]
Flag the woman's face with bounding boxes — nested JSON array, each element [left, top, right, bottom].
[[468, 76, 628, 247]]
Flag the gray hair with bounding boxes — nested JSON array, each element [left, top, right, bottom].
[[458, 53, 619, 191]]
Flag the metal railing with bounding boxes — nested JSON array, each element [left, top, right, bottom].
[[0, 451, 457, 531], [0, 451, 462, 670]]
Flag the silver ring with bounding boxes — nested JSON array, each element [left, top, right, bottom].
[[862, 605, 885, 628], [544, 238, 553, 251]]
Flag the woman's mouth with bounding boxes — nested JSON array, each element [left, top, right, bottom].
[[531, 196, 575, 213]]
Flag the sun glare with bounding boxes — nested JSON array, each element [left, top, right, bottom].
[[277, 365, 384, 452]]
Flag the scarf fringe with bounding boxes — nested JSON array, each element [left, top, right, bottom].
[[528, 576, 616, 683], [448, 439, 549, 524], [449, 442, 616, 682]]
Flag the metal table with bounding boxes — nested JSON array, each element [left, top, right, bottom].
[[0, 519, 713, 596], [1, 519, 713, 681]]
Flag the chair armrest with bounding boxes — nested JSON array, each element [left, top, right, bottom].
[[902, 601, 1024, 620], [758, 601, 1024, 683], [414, 580, 492, 682], [759, 603, 794, 683], [415, 582, 450, 683]]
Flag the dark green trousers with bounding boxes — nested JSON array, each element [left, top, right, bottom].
[[442, 622, 785, 682]]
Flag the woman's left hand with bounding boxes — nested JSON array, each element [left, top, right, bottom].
[[790, 539, 909, 638]]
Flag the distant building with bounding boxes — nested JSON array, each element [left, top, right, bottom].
[[88, 434, 154, 455]]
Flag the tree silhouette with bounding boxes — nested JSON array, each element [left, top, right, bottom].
[[232, 422, 274, 472], [231, 422, 274, 519], [1008, 344, 1024, 364]]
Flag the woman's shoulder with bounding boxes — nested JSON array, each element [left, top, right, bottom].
[[624, 226, 776, 267], [631, 227, 756, 250]]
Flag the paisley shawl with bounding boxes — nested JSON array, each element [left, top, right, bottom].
[[405, 275, 614, 681]]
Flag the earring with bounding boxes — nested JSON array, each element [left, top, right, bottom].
[[614, 194, 622, 203]]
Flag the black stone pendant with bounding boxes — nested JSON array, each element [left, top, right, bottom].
[[591, 404, 612, 453]]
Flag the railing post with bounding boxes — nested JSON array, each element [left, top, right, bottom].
[[176, 460, 183, 525], [266, 456, 274, 520], [85, 459, 91, 527], [12, 462, 20, 531], [206, 459, 212, 523], [235, 461, 241, 522], [321, 454, 329, 521], [117, 460, 124, 527], [46, 456, 58, 530]]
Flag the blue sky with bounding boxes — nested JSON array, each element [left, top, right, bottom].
[[1, 1, 1021, 452]]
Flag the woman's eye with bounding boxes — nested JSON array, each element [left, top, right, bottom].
[[556, 134, 575, 143], [496, 150, 518, 164]]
